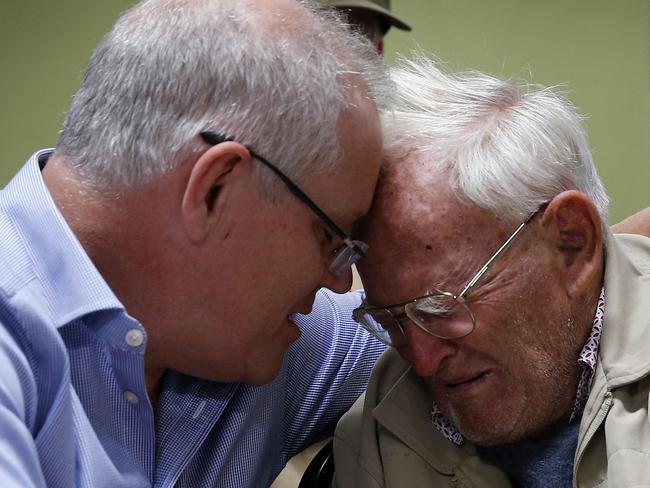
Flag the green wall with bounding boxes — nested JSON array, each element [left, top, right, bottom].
[[1, 1, 648, 223], [0, 0, 135, 181]]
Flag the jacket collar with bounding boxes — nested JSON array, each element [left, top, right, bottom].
[[372, 350, 478, 475], [599, 232, 650, 387]]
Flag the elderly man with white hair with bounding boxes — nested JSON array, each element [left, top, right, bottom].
[[334, 57, 650, 487]]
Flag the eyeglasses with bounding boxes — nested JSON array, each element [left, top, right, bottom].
[[352, 207, 543, 347], [200, 131, 368, 276]]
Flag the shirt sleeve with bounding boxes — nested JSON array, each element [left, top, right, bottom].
[[0, 316, 48, 487], [281, 288, 386, 459]]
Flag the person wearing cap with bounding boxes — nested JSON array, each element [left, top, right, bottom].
[[321, 0, 411, 54]]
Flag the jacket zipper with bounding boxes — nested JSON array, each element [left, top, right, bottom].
[[573, 391, 613, 487]]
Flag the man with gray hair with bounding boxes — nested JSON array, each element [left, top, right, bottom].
[[334, 56, 650, 486], [0, 0, 389, 486]]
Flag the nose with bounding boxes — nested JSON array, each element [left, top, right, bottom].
[[320, 266, 353, 294], [399, 320, 458, 378]]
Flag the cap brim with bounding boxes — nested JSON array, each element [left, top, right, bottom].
[[326, 1, 412, 31]]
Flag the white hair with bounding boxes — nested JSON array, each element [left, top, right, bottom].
[[383, 54, 609, 226], [57, 0, 389, 192]]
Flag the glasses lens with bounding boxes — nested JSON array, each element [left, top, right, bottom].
[[405, 294, 474, 340], [352, 307, 405, 347], [329, 240, 369, 277]]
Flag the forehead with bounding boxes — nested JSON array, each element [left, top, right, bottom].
[[356, 153, 509, 303]]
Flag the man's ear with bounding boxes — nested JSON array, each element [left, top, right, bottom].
[[181, 141, 250, 244], [540, 190, 603, 297]]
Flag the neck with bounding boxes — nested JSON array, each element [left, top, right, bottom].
[[42, 154, 185, 399]]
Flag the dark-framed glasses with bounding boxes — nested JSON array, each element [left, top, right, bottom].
[[200, 131, 367, 276], [352, 207, 543, 347]]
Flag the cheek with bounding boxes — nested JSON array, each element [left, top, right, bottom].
[[474, 267, 569, 349], [458, 300, 554, 392], [477, 301, 563, 368], [261, 239, 327, 311], [246, 218, 322, 282], [488, 304, 580, 408]]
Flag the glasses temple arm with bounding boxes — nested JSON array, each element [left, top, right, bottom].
[[458, 220, 528, 299], [251, 151, 364, 250], [200, 132, 364, 257]]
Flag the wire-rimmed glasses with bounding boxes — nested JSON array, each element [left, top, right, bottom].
[[352, 207, 543, 346]]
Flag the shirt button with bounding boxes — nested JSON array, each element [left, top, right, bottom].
[[124, 391, 140, 405], [125, 329, 144, 347]]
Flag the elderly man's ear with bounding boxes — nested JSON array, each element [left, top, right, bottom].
[[541, 191, 603, 297]]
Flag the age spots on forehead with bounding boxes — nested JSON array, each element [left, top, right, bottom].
[[373, 149, 455, 219]]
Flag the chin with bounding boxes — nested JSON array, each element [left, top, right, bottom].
[[463, 426, 527, 447], [456, 421, 517, 447], [446, 401, 526, 447], [247, 373, 279, 386], [246, 355, 287, 386], [457, 407, 565, 447]]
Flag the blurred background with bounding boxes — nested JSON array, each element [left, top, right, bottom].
[[1, 0, 648, 227]]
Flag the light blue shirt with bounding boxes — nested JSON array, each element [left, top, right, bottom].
[[0, 150, 385, 487]]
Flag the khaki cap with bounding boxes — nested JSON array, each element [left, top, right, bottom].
[[322, 0, 412, 32]]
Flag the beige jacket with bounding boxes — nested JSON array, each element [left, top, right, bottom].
[[334, 233, 650, 488]]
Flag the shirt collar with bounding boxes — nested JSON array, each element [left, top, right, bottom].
[[430, 287, 606, 445], [1, 150, 124, 327], [570, 287, 605, 420]]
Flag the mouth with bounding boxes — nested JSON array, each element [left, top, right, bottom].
[[444, 371, 491, 392]]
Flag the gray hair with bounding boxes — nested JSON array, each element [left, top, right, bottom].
[[57, 0, 389, 192], [382, 54, 609, 226]]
